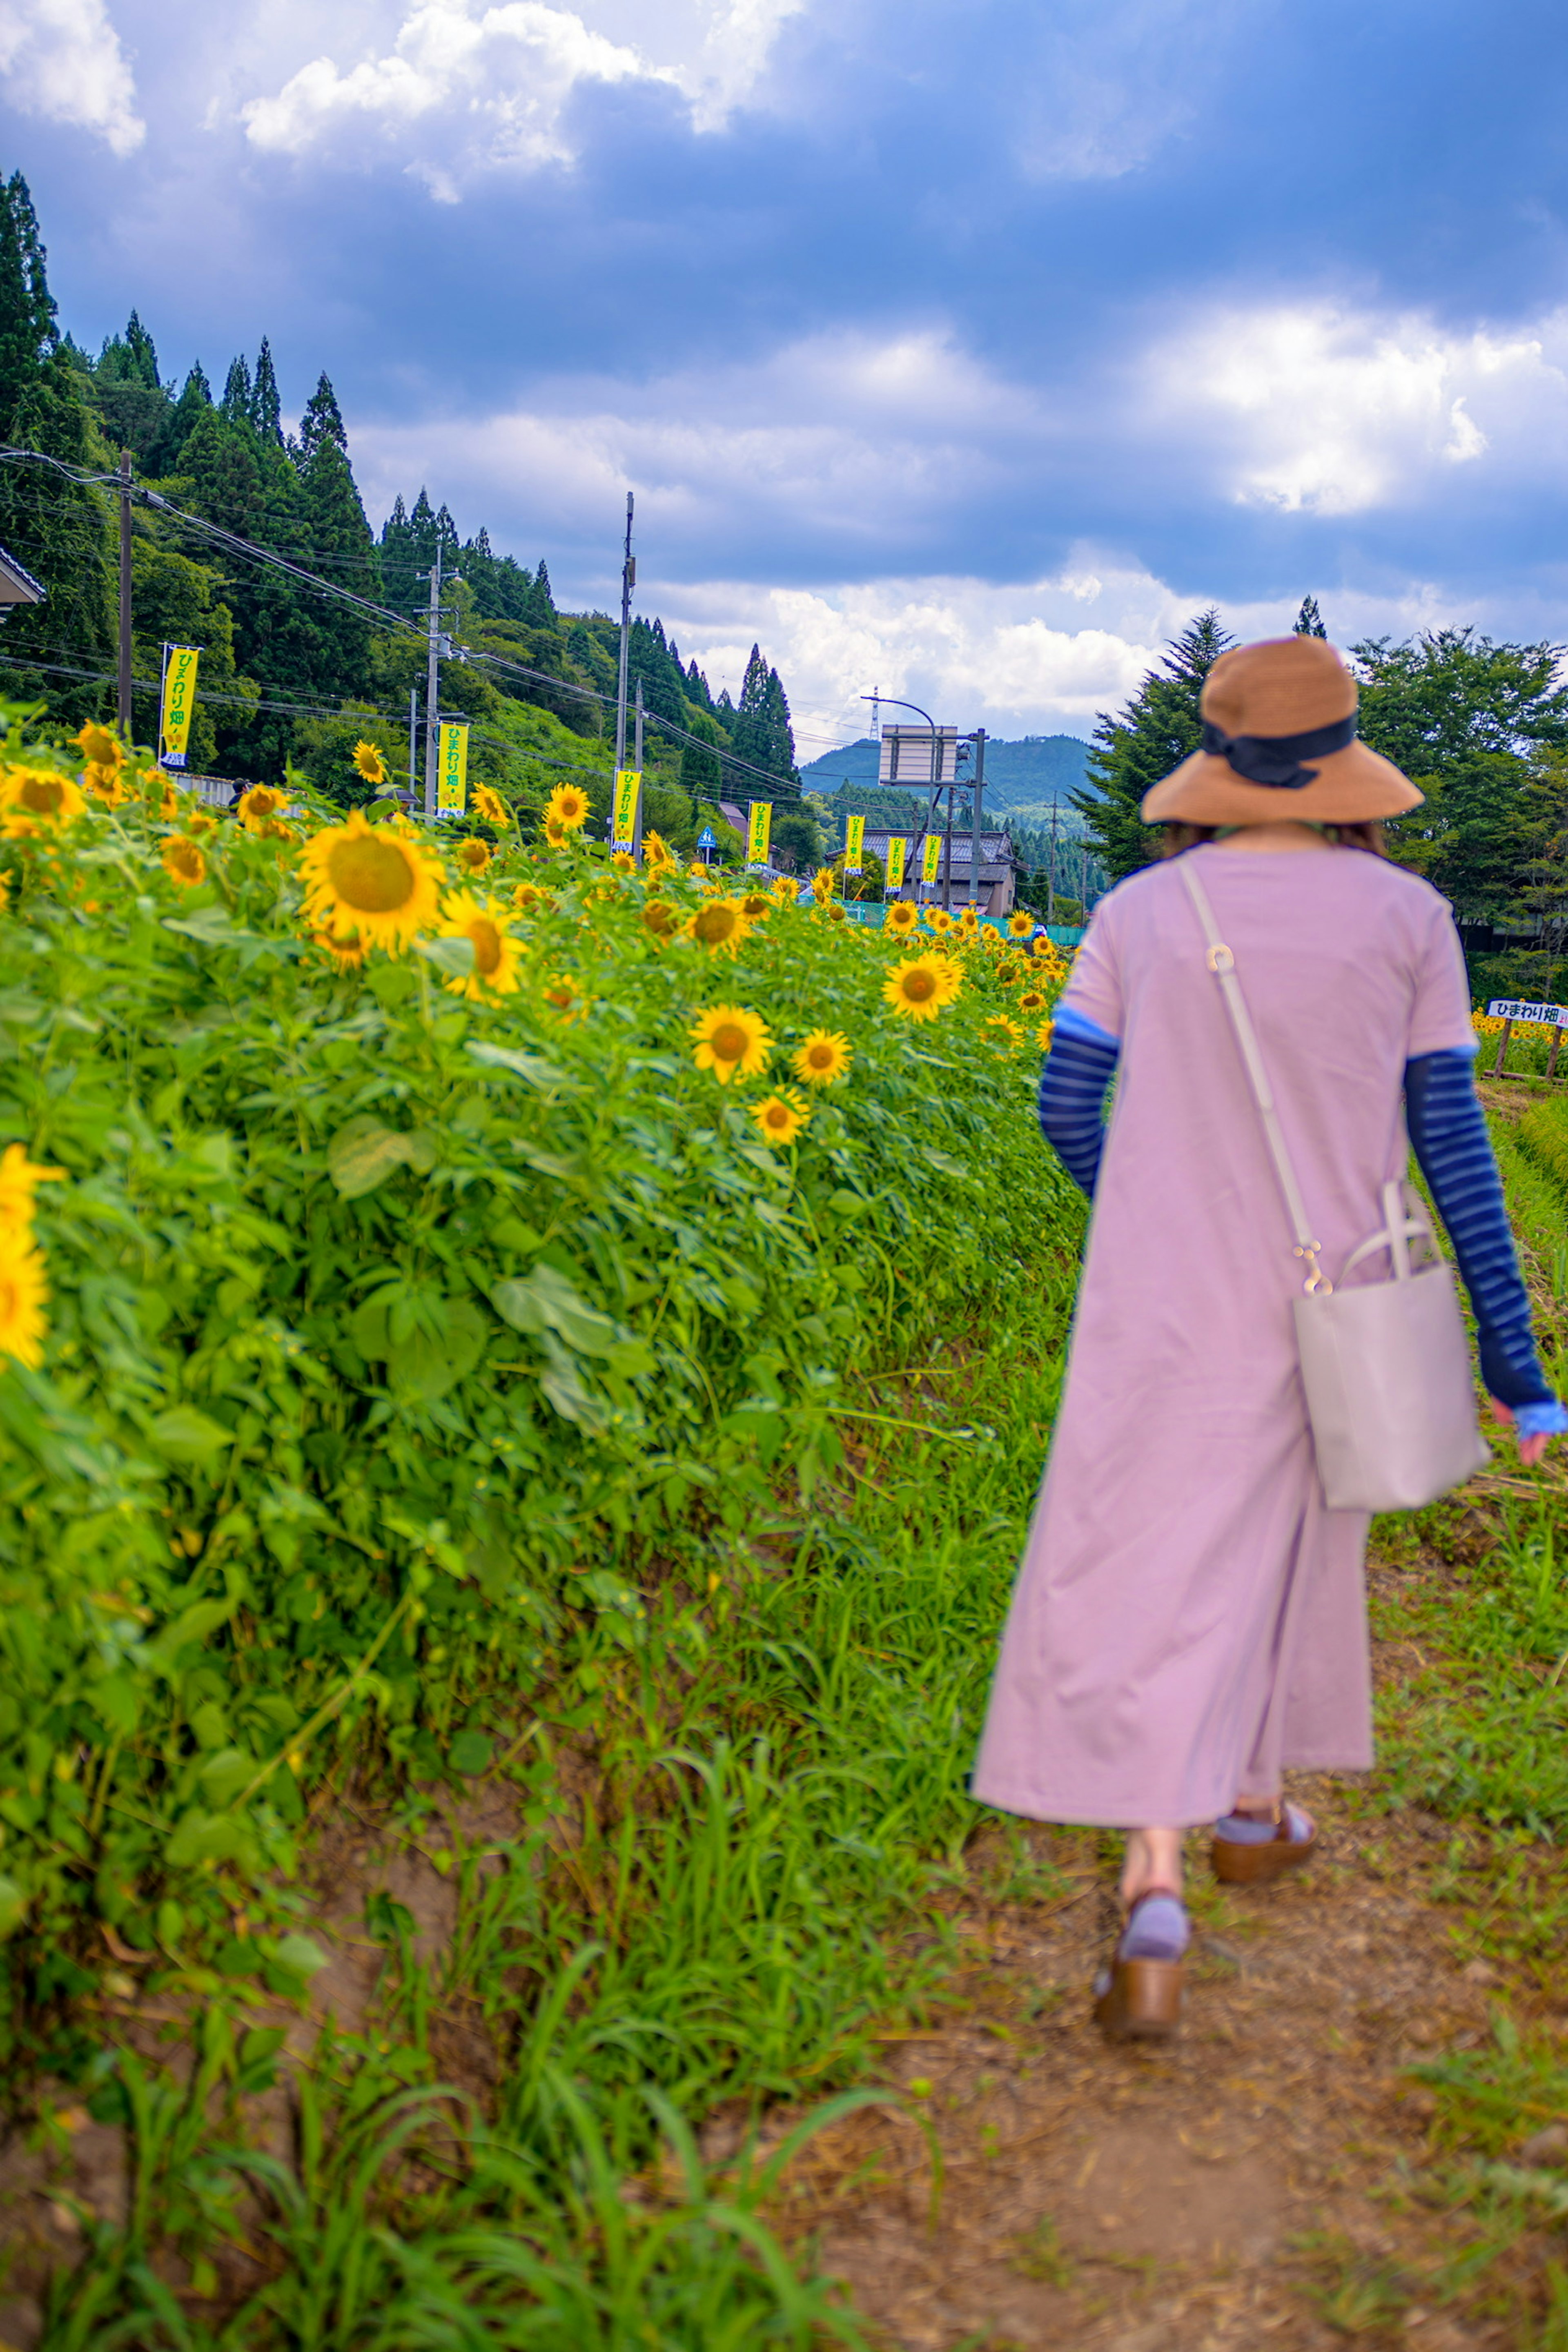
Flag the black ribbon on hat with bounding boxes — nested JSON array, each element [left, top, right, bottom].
[[1200, 711, 1357, 790]]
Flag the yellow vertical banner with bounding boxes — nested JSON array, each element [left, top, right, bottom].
[[746, 800, 772, 865], [437, 722, 469, 813], [884, 835, 906, 889], [921, 832, 942, 886], [844, 812, 865, 874], [612, 768, 641, 851], [159, 644, 200, 769]]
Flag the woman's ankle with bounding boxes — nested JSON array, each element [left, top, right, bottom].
[[1120, 1826, 1184, 1907], [1228, 1791, 1281, 1821]]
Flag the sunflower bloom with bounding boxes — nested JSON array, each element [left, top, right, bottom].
[[1019, 989, 1046, 1015], [641, 898, 678, 943], [752, 1089, 809, 1147], [882, 953, 960, 1021], [544, 814, 569, 848], [0, 766, 86, 824], [545, 782, 590, 833], [926, 908, 953, 936], [791, 1029, 852, 1087], [512, 881, 553, 914], [1037, 1019, 1055, 1050], [541, 973, 590, 1023], [0, 1144, 63, 1243], [608, 849, 635, 875], [470, 782, 509, 827], [688, 862, 713, 885], [352, 740, 388, 786], [0, 1235, 48, 1368], [182, 806, 218, 837], [885, 901, 918, 935], [690, 1003, 772, 1084], [686, 898, 751, 956], [771, 875, 796, 904], [84, 762, 125, 808], [161, 836, 207, 889], [810, 866, 836, 904], [1008, 911, 1034, 938], [298, 808, 445, 951], [982, 1014, 1024, 1049], [439, 889, 521, 1001], [312, 928, 367, 970], [642, 828, 676, 871], [454, 835, 492, 877], [237, 784, 288, 834], [73, 721, 122, 771], [739, 891, 772, 920]]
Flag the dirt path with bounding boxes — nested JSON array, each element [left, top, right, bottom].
[[780, 1561, 1554, 2352]]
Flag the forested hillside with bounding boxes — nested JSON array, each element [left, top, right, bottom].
[[0, 174, 807, 855]]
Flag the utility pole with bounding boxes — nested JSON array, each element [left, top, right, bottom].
[[422, 546, 442, 818], [942, 759, 956, 912], [116, 449, 132, 740], [407, 686, 418, 806], [615, 492, 634, 772], [970, 728, 986, 911], [1047, 798, 1058, 927]]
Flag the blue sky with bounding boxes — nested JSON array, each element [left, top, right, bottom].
[[4, 0, 1568, 750]]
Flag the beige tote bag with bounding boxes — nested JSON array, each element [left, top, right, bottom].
[[1180, 859, 1489, 1513]]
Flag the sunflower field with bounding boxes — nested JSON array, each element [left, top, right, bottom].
[[0, 707, 1087, 2339]]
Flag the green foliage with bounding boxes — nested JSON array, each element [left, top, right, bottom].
[[1076, 610, 1234, 881], [1293, 593, 1327, 638]]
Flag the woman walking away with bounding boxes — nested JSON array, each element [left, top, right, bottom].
[[973, 635, 1566, 2042]]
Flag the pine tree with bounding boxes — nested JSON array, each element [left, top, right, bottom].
[[298, 372, 346, 465], [1075, 611, 1235, 881], [252, 339, 283, 446], [220, 356, 252, 426], [528, 560, 555, 623], [726, 646, 799, 790], [0, 172, 115, 721], [299, 410, 378, 705], [167, 363, 212, 461], [1294, 594, 1327, 638]]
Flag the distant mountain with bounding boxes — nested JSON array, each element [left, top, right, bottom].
[[800, 733, 1094, 811]]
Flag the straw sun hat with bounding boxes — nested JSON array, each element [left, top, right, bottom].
[[1140, 636, 1423, 828]]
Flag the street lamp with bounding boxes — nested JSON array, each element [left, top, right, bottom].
[[861, 692, 955, 910]]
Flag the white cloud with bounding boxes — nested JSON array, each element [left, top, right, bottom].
[[1145, 300, 1565, 513], [0, 0, 143, 153], [238, 0, 804, 173]]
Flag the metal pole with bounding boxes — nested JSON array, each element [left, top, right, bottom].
[[970, 728, 985, 911], [615, 492, 634, 773], [632, 678, 644, 860], [423, 546, 441, 818], [1047, 798, 1058, 927], [408, 686, 417, 803], [116, 449, 133, 739]]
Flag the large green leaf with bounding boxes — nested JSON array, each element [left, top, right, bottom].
[[327, 1116, 438, 1198], [491, 1265, 617, 1355]]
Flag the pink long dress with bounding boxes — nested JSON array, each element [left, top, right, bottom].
[[972, 844, 1477, 1828]]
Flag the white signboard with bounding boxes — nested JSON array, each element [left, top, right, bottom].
[[1488, 999, 1568, 1025], [877, 725, 960, 787]]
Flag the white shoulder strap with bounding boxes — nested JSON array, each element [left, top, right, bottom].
[[1178, 857, 1332, 1295]]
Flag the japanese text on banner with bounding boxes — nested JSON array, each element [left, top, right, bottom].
[[746, 800, 772, 865], [921, 832, 941, 886], [844, 812, 865, 874], [437, 723, 469, 813], [612, 768, 641, 852], [1488, 998, 1568, 1026], [884, 836, 906, 889], [158, 644, 200, 770]]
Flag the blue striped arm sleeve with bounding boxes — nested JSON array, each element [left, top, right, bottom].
[[1405, 1048, 1567, 1434], [1038, 1007, 1120, 1199]]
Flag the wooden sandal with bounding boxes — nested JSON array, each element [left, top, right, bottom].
[[1091, 1888, 1186, 2042], [1211, 1800, 1317, 1885]]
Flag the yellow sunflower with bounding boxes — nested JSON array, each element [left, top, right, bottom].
[[73, 720, 122, 771], [237, 784, 288, 834], [958, 906, 979, 931], [926, 907, 954, 936], [1037, 1019, 1055, 1050], [885, 901, 919, 936], [610, 849, 637, 874], [182, 806, 218, 837], [751, 1090, 809, 1147], [84, 762, 126, 808], [545, 782, 591, 833], [982, 1014, 1025, 1049], [810, 866, 836, 903], [791, 1029, 853, 1087], [688, 862, 713, 885], [298, 808, 445, 951], [454, 836, 492, 877], [979, 925, 1003, 953], [642, 828, 676, 871], [352, 740, 388, 786], [541, 973, 590, 1023], [641, 898, 678, 943], [511, 881, 552, 913], [161, 837, 207, 889], [1008, 911, 1034, 938], [469, 782, 508, 827], [1019, 989, 1047, 1015], [544, 815, 569, 848], [740, 891, 772, 920], [0, 1235, 48, 1368], [685, 898, 751, 956], [771, 875, 797, 904], [689, 1003, 772, 1084], [997, 966, 1019, 989], [0, 766, 86, 824], [312, 928, 367, 970], [0, 1144, 63, 1242], [439, 889, 521, 1000], [882, 953, 960, 1021]]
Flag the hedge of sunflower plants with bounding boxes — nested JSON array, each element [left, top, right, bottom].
[[0, 710, 1074, 2057]]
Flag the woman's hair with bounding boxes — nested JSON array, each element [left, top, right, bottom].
[[1158, 821, 1386, 859]]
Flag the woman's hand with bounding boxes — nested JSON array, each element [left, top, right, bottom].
[[1489, 1397, 1553, 1469]]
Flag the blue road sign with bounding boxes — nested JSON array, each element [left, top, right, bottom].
[[696, 825, 717, 850]]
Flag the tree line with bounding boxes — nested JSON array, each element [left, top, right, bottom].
[[0, 172, 809, 841], [1077, 599, 1568, 1002]]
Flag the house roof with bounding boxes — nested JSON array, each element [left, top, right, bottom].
[[0, 541, 45, 606], [866, 830, 1016, 865]]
